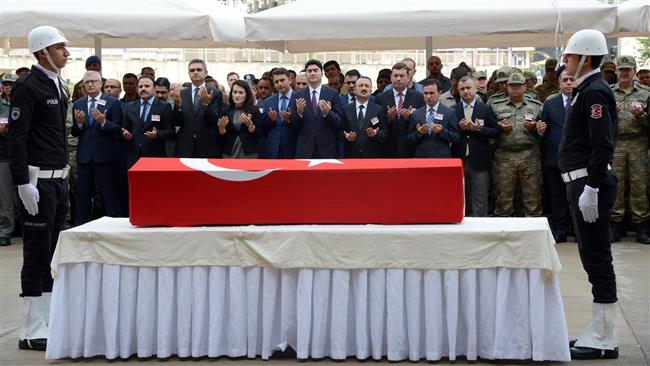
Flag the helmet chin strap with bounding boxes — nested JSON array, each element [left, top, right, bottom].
[[42, 48, 60, 74], [573, 54, 587, 80]]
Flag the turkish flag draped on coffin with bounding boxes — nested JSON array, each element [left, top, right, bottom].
[[128, 158, 465, 226]]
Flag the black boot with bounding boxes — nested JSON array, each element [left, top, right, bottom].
[[610, 222, 622, 243], [635, 221, 650, 244]]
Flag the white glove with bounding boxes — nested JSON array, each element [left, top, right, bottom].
[[578, 185, 599, 223], [17, 183, 39, 216]]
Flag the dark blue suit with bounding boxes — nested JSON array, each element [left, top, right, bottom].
[[173, 85, 223, 158], [71, 94, 123, 224], [341, 101, 387, 158], [540, 93, 571, 240], [289, 85, 343, 159], [451, 101, 500, 171], [452, 100, 500, 216], [375, 88, 425, 158], [407, 103, 459, 158], [261, 92, 297, 158], [123, 97, 173, 168]]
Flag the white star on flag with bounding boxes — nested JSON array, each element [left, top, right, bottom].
[[298, 159, 344, 167]]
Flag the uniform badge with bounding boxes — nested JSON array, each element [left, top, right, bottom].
[[371, 116, 379, 125], [96, 99, 106, 106], [11, 107, 20, 120], [591, 104, 603, 119], [435, 113, 444, 120], [151, 114, 160, 122]]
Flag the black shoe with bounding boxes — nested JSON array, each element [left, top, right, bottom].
[[636, 221, 650, 244], [0, 236, 10, 246], [570, 345, 619, 359], [18, 338, 47, 351], [610, 222, 623, 243], [554, 235, 568, 243]]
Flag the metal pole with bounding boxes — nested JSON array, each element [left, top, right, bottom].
[[94, 37, 102, 58], [425, 36, 433, 60]]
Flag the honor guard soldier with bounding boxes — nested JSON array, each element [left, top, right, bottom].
[[8, 25, 70, 351], [609, 55, 650, 243], [558, 29, 620, 360]]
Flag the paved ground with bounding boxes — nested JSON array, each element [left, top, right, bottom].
[[1, 237, 648, 365]]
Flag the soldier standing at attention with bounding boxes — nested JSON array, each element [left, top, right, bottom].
[[558, 29, 620, 360], [492, 72, 543, 217], [609, 55, 650, 243], [9, 25, 70, 351]]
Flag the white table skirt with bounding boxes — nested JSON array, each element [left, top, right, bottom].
[[46, 264, 570, 361]]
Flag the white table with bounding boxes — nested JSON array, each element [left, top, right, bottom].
[[46, 217, 570, 361]]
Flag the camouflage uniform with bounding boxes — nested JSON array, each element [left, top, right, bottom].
[[535, 58, 559, 103], [492, 73, 543, 217], [487, 66, 512, 107], [610, 56, 650, 229]]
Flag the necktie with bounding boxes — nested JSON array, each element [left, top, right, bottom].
[[465, 103, 472, 121], [358, 105, 365, 121], [193, 87, 200, 114], [350, 96, 356, 104], [311, 90, 318, 114], [426, 108, 435, 124], [88, 98, 96, 126], [280, 95, 288, 112], [397, 93, 404, 117], [140, 100, 150, 127]]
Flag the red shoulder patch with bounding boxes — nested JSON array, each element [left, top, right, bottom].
[[591, 104, 602, 119]]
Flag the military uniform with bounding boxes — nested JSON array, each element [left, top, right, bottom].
[[486, 66, 512, 107], [609, 56, 650, 242], [9, 65, 69, 298], [492, 73, 543, 216], [535, 59, 559, 103]]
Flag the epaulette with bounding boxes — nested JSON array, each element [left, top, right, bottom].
[[635, 81, 650, 92], [525, 97, 542, 106]]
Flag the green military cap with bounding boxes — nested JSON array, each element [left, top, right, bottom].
[[601, 61, 616, 72], [616, 55, 636, 69], [507, 72, 525, 85], [1, 73, 18, 83], [495, 66, 512, 83], [523, 71, 537, 80], [475, 70, 487, 79], [545, 58, 558, 70]]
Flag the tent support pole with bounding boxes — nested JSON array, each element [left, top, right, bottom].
[[94, 37, 102, 58], [425, 36, 432, 60]]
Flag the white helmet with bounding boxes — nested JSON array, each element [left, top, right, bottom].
[[28, 26, 68, 53], [563, 29, 608, 56]]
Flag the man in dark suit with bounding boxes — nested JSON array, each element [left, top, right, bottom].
[[537, 66, 574, 242], [170, 59, 223, 158], [71, 71, 123, 225], [407, 79, 459, 158], [341, 76, 387, 158], [261, 68, 296, 158], [121, 76, 173, 168], [289, 59, 343, 159], [452, 76, 500, 217], [376, 62, 425, 158]]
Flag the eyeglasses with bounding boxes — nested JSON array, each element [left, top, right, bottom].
[[188, 68, 204, 73], [560, 78, 574, 82], [83, 80, 101, 85]]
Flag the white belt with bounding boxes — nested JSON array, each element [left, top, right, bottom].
[[36, 165, 70, 179], [561, 164, 611, 183]]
